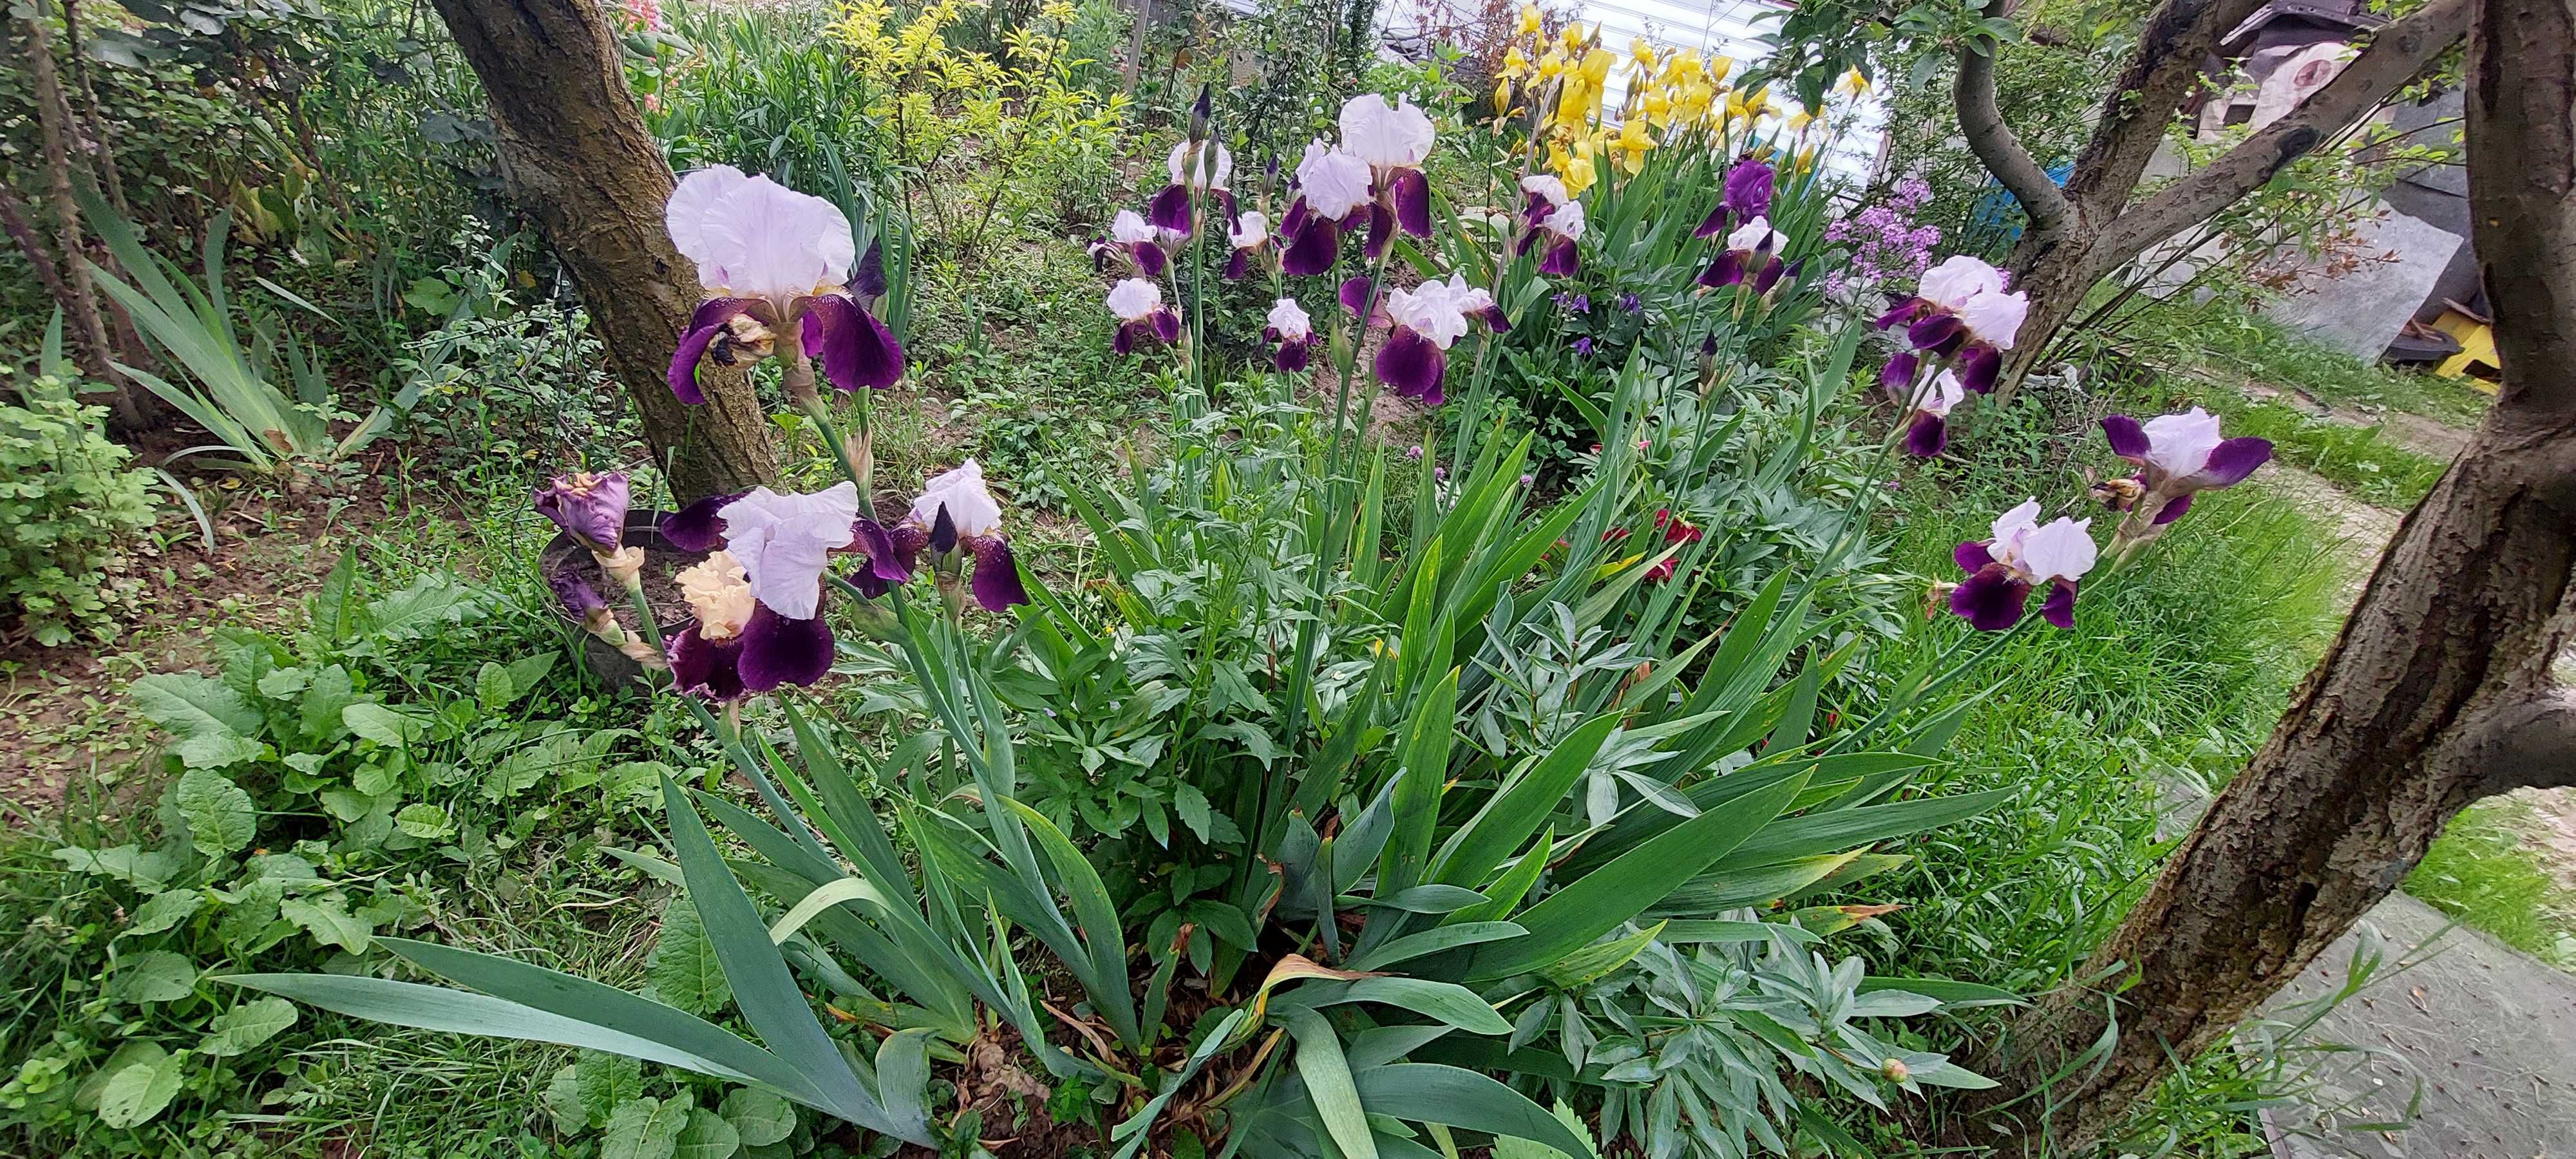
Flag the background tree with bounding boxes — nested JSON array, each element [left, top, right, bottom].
[[1950, 0, 2576, 1146], [426, 0, 777, 502]]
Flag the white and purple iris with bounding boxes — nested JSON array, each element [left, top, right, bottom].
[[1699, 214, 1795, 293], [659, 483, 893, 700], [1520, 174, 1569, 225], [1521, 198, 1586, 277], [1276, 95, 1436, 275], [665, 165, 905, 403], [1226, 211, 1270, 281], [1107, 278, 1181, 355], [1364, 274, 1506, 406], [1109, 209, 1171, 278], [2099, 406, 2275, 525], [1885, 367, 1967, 458], [1694, 156, 1775, 242], [1280, 140, 1375, 276], [1875, 255, 2030, 393], [1949, 500, 2099, 631], [893, 460, 1028, 613], [1150, 138, 1235, 235], [1265, 297, 1316, 372]]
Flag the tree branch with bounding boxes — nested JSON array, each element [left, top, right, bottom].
[[1956, 43, 2078, 241], [2468, 0, 2576, 422], [2468, 690, 2576, 791], [2061, 0, 2269, 216], [2098, 0, 2472, 266]]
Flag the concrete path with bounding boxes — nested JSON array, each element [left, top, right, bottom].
[[2258, 893, 2576, 1158]]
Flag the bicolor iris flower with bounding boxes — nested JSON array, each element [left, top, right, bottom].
[[1151, 139, 1234, 234], [1875, 255, 2030, 391], [667, 550, 834, 700], [1340, 93, 1436, 241], [1265, 297, 1316, 372], [1522, 199, 1586, 276], [1520, 174, 1570, 224], [1374, 278, 1477, 406], [1884, 366, 1967, 457], [1280, 140, 1374, 276], [1949, 500, 2098, 630], [1699, 216, 1790, 291], [1111, 210, 1170, 277], [1226, 211, 1270, 281], [665, 165, 905, 402], [897, 460, 1027, 612], [1107, 278, 1181, 355], [2099, 406, 2274, 525]]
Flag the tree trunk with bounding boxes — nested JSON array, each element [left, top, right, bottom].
[[1951, 0, 2576, 1149], [426, 0, 775, 502], [1955, 0, 2470, 403], [20, 3, 144, 429]]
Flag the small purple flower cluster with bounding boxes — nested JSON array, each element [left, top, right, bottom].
[[1824, 176, 1940, 298], [1553, 291, 1591, 314]]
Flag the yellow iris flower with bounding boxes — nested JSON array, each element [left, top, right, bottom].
[[1613, 117, 1654, 173], [1518, 3, 1541, 35], [1834, 66, 1871, 97]]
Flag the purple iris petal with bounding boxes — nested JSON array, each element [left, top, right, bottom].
[[2038, 580, 2078, 630], [1374, 325, 1447, 405], [669, 311, 739, 405], [1364, 202, 1394, 260], [850, 243, 889, 301], [2153, 492, 2195, 525], [1215, 188, 1238, 223], [1477, 305, 1511, 334], [1752, 256, 1786, 294], [1903, 413, 1947, 458], [1113, 323, 1138, 357], [1723, 158, 1775, 219], [1282, 196, 1311, 236], [1956, 345, 2002, 393], [927, 505, 958, 554], [802, 294, 907, 392], [1880, 353, 1918, 392], [670, 625, 747, 701], [661, 491, 744, 553], [1699, 250, 1747, 288], [1694, 205, 1730, 240], [2190, 437, 2275, 489], [1540, 237, 1579, 276], [1950, 564, 2032, 631], [1388, 169, 1431, 238], [549, 569, 608, 617], [1150, 308, 1182, 343], [2101, 414, 2150, 460], [533, 471, 630, 554], [1953, 540, 1995, 573], [1524, 192, 1553, 223], [1907, 312, 1963, 352], [737, 603, 835, 692], [887, 523, 928, 572], [851, 518, 913, 584], [1275, 339, 1311, 372], [1148, 183, 1193, 234], [967, 536, 1029, 611], [1515, 229, 1540, 258], [1875, 298, 1926, 331], [1132, 240, 1168, 277], [1280, 216, 1340, 276], [1341, 276, 1373, 319], [1224, 249, 1249, 280]]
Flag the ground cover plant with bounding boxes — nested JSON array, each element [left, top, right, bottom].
[[9, 0, 2551, 1154]]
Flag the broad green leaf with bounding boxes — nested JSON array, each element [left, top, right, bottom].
[[764, 877, 891, 946], [1333, 977, 1510, 1035], [1466, 774, 1805, 981], [113, 950, 197, 1003], [1344, 922, 1527, 973], [1349, 1064, 1590, 1157], [1491, 1101, 1599, 1159], [1433, 715, 1617, 887], [196, 996, 296, 1056], [649, 899, 733, 1017], [720, 1088, 795, 1146], [1860, 976, 2023, 1008], [130, 674, 264, 769], [676, 1108, 743, 1159], [1378, 668, 1461, 903], [1710, 789, 2012, 870], [93, 1043, 184, 1129], [1280, 1009, 1376, 1159], [1539, 921, 1663, 989], [342, 702, 422, 748], [394, 802, 453, 840], [475, 662, 516, 711], [578, 1053, 647, 1124], [541, 1066, 591, 1133], [603, 1095, 690, 1159], [175, 769, 259, 854], [279, 895, 373, 954], [875, 1028, 933, 1141], [120, 890, 204, 939], [1444, 829, 1550, 927]]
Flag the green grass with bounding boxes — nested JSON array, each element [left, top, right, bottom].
[[2408, 798, 2576, 971], [2192, 395, 2450, 510], [2121, 299, 2493, 429]]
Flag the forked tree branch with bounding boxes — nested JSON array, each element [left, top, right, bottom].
[[2061, 0, 2269, 214], [1956, 43, 2079, 240], [2471, 691, 2576, 791], [2099, 0, 2472, 266]]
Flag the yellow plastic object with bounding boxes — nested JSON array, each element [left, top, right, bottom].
[[2431, 308, 2500, 391]]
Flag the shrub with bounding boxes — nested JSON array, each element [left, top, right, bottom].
[[0, 381, 157, 646]]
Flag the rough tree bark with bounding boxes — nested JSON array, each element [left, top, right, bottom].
[[19, 4, 144, 429], [1950, 0, 2576, 1149], [1954, 0, 2470, 401], [426, 0, 775, 502]]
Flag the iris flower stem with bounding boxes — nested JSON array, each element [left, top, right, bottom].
[[617, 584, 831, 862]]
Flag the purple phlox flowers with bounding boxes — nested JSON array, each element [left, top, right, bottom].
[[1573, 336, 1595, 357], [2098, 406, 2275, 525], [1108, 278, 1181, 356], [1694, 156, 1776, 241], [1875, 255, 2029, 392], [1884, 366, 1967, 458], [1553, 291, 1591, 314], [1949, 500, 2099, 631], [1150, 138, 1235, 235], [1618, 292, 1642, 314], [665, 166, 905, 402], [1824, 177, 1938, 297], [1264, 297, 1316, 372], [898, 460, 1028, 612]]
